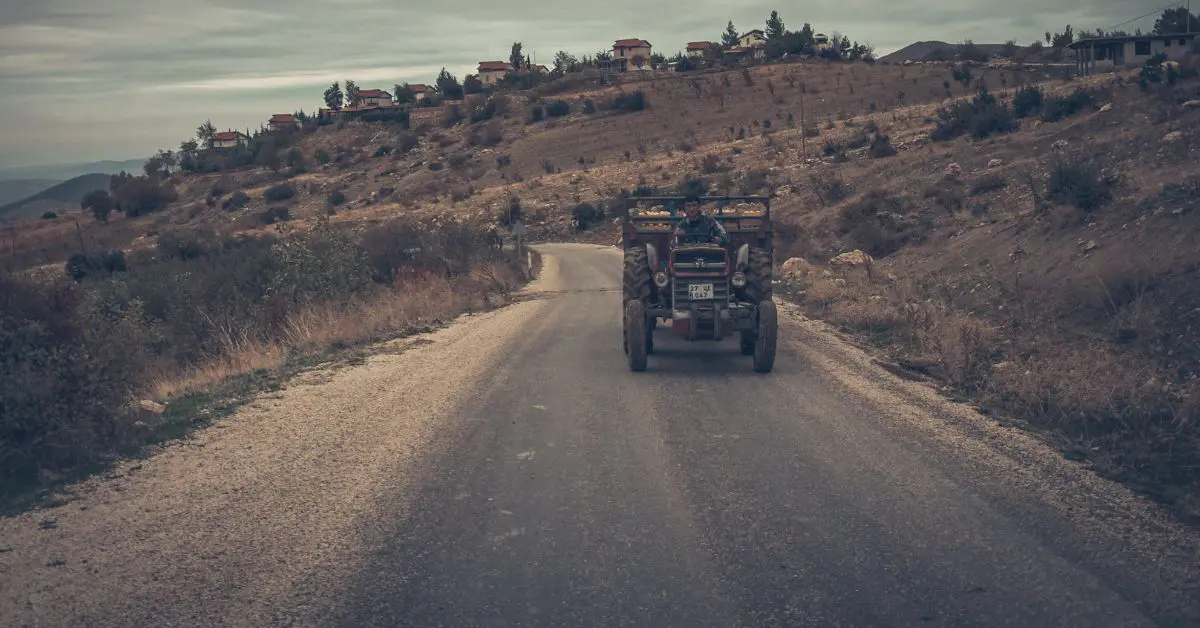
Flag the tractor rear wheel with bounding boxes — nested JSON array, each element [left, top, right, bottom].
[[744, 246, 773, 303], [753, 300, 777, 373], [623, 246, 651, 305], [625, 299, 648, 371]]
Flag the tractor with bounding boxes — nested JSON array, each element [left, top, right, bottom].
[[620, 195, 777, 372]]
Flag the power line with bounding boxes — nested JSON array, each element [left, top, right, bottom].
[[1105, 0, 1183, 32]]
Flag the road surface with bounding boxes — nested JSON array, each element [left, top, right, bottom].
[[2, 243, 1199, 628]]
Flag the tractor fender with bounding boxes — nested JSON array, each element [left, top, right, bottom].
[[735, 243, 750, 271], [645, 242, 660, 272]]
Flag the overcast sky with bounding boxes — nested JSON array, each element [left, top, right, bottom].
[[0, 0, 1179, 168]]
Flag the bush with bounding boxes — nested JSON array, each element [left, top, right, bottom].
[[570, 202, 604, 230], [157, 227, 217, 261], [930, 83, 1018, 141], [264, 183, 296, 202], [397, 132, 419, 154], [545, 100, 571, 117], [529, 106, 545, 123], [837, 190, 921, 257], [41, 211, 57, 220], [607, 89, 647, 112], [373, 145, 393, 158], [1042, 88, 1100, 123], [258, 206, 292, 224], [316, 149, 331, 164], [1011, 84, 1044, 118], [582, 99, 596, 114], [328, 189, 346, 206], [868, 133, 898, 158], [223, 190, 250, 210], [109, 173, 178, 217], [1048, 154, 1111, 211], [969, 173, 1008, 196], [65, 249, 127, 281]]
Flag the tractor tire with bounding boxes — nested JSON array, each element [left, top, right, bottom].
[[744, 246, 774, 303], [625, 299, 649, 371], [623, 246, 651, 305], [739, 331, 756, 355], [753, 300, 778, 373]]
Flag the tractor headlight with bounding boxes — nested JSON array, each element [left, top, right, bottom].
[[654, 271, 669, 288], [732, 272, 747, 288]]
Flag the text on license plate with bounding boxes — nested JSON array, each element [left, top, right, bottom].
[[688, 283, 714, 300]]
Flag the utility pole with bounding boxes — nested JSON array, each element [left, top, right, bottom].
[[799, 81, 807, 160]]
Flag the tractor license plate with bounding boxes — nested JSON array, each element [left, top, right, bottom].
[[688, 283, 714, 300]]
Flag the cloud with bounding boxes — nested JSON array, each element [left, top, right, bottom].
[[0, 0, 1180, 167]]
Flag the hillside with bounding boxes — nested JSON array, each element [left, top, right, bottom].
[[0, 173, 111, 220], [0, 179, 60, 207], [0, 158, 146, 181], [879, 40, 1010, 63], [4, 54, 1200, 522]]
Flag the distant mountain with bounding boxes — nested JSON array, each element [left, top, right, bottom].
[[0, 173, 111, 221], [0, 158, 146, 182], [0, 179, 62, 207], [878, 41, 1009, 64]]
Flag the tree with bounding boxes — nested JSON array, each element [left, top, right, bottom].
[[82, 189, 115, 223], [393, 83, 415, 104], [344, 79, 361, 108], [324, 81, 343, 110], [766, 11, 786, 41], [1001, 40, 1019, 59], [1153, 7, 1200, 34], [510, 42, 524, 71], [196, 119, 216, 146], [463, 74, 484, 94], [553, 50, 579, 74], [436, 68, 464, 100], [630, 54, 646, 70], [722, 20, 740, 47], [1050, 25, 1073, 48]]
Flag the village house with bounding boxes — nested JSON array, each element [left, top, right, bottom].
[[738, 29, 767, 49], [813, 33, 832, 53], [477, 61, 513, 86], [612, 38, 653, 71], [1069, 33, 1197, 75], [210, 130, 249, 149], [357, 89, 393, 107], [686, 41, 713, 58], [268, 113, 298, 131]]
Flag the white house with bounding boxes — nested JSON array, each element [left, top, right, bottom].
[[738, 29, 767, 49], [686, 41, 713, 58], [357, 89, 393, 106], [813, 33, 832, 52], [477, 61, 513, 86], [268, 113, 298, 131], [1070, 33, 1197, 75], [612, 38, 653, 71], [210, 130, 250, 149]]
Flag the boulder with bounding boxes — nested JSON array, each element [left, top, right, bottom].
[[987, 158, 1003, 169], [780, 257, 814, 278], [1163, 131, 1184, 142], [830, 249, 874, 270]]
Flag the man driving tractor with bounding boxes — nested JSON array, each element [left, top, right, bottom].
[[673, 193, 731, 246]]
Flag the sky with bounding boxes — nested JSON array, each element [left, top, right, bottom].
[[0, 0, 1183, 168]]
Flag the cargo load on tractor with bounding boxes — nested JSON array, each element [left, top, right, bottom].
[[619, 194, 777, 372]]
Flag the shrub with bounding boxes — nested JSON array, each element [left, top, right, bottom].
[[930, 83, 1017, 141], [41, 211, 58, 220], [428, 162, 444, 172], [264, 183, 296, 202], [258, 206, 292, 224], [1011, 84, 1044, 118], [109, 173, 178, 217], [529, 106, 545, 123], [542, 159, 556, 174], [373, 145, 393, 158], [65, 249, 127, 281], [441, 104, 466, 127], [837, 190, 920, 257], [316, 149, 331, 164], [570, 202, 604, 229], [582, 99, 596, 114], [1048, 154, 1111, 211], [397, 132, 419, 154], [969, 173, 1008, 196], [700, 153, 727, 174], [328, 189, 346, 206], [156, 227, 218, 261], [1042, 87, 1100, 122], [545, 100, 571, 117], [223, 190, 249, 210], [469, 99, 498, 124], [607, 89, 647, 112], [868, 133, 898, 158]]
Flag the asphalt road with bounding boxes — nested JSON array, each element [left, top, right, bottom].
[[3, 243, 1199, 628]]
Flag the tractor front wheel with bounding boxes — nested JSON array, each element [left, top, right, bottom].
[[625, 300, 649, 371], [739, 331, 756, 355], [753, 300, 777, 373], [744, 246, 774, 303]]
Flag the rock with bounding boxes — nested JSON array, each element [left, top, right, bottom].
[[1098, 103, 1112, 113], [944, 163, 963, 179], [1182, 100, 1200, 110], [138, 400, 166, 414], [1081, 239, 1098, 252], [1051, 139, 1069, 151], [1163, 131, 1183, 142], [832, 278, 847, 287], [829, 249, 874, 269], [987, 158, 1003, 169], [780, 257, 814, 278]]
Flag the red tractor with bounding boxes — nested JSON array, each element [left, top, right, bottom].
[[620, 195, 777, 373]]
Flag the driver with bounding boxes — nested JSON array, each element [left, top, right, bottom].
[[673, 193, 731, 246]]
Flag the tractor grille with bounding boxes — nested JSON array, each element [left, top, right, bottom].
[[673, 278, 729, 309], [672, 248, 728, 271]]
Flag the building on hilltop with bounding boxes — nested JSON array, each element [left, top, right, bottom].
[[477, 61, 514, 86], [1069, 33, 1197, 75], [738, 29, 766, 49], [357, 89, 393, 106], [686, 41, 713, 58], [611, 38, 653, 71], [268, 113, 299, 131], [210, 130, 250, 149]]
